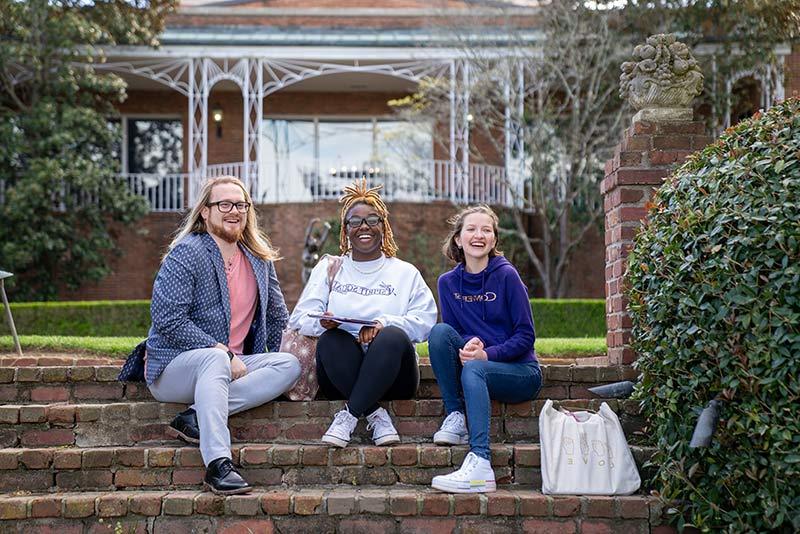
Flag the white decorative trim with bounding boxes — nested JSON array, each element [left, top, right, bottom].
[[93, 59, 192, 96], [176, 6, 541, 17]]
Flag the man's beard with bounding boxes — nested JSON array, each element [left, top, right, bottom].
[[208, 218, 244, 243]]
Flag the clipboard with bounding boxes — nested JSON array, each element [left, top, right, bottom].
[[307, 313, 378, 326]]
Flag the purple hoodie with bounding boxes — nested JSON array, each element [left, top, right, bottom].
[[437, 256, 536, 363]]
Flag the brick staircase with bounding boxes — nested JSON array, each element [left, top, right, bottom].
[[0, 355, 670, 533]]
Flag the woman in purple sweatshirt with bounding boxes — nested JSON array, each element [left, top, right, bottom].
[[429, 205, 542, 493]]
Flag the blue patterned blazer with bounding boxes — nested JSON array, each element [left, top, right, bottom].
[[145, 232, 289, 385]]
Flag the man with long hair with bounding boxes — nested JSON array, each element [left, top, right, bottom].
[[145, 176, 301, 495]]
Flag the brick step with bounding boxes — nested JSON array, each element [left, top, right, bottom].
[[0, 442, 658, 493], [0, 487, 667, 533], [0, 363, 638, 403], [0, 399, 645, 448], [0, 355, 118, 367]]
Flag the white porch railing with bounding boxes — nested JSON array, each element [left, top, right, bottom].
[[206, 159, 514, 207], [0, 162, 516, 212], [121, 173, 186, 212], [0, 174, 186, 212]]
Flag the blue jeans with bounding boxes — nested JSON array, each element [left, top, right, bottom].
[[427, 323, 542, 460]]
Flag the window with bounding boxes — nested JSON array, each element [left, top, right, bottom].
[[258, 117, 433, 202], [116, 117, 184, 211], [126, 118, 183, 176]]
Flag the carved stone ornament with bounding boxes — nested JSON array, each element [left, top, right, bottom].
[[619, 34, 704, 111]]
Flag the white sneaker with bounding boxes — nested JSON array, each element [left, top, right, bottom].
[[366, 407, 400, 446], [322, 408, 358, 448], [433, 411, 469, 445], [431, 451, 496, 493]]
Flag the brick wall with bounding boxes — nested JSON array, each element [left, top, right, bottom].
[[785, 44, 800, 99], [63, 202, 462, 308], [601, 118, 713, 365]]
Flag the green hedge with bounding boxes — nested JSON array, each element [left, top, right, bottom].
[[626, 99, 800, 531], [531, 299, 605, 338], [1, 301, 152, 337], [1, 298, 605, 338]]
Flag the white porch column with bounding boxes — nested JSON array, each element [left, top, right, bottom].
[[774, 55, 786, 103], [449, 58, 470, 204], [504, 60, 526, 209], [449, 60, 457, 203], [242, 58, 250, 193], [242, 58, 264, 202], [188, 58, 209, 206]]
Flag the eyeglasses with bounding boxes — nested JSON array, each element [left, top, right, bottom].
[[208, 201, 251, 213], [346, 215, 383, 229]]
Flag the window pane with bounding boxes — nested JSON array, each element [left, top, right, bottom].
[[259, 119, 316, 202], [318, 121, 374, 170], [258, 117, 434, 200], [127, 119, 183, 175], [375, 120, 434, 198]]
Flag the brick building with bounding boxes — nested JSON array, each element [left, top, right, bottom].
[[65, 0, 799, 305]]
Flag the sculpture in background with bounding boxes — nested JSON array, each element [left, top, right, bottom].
[[620, 33, 704, 121], [302, 218, 332, 284]]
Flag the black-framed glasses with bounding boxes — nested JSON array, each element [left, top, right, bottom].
[[208, 201, 251, 213], [346, 215, 383, 229]]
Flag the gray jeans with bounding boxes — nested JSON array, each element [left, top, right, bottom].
[[149, 348, 301, 465]]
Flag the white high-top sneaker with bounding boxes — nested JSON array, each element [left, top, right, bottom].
[[365, 406, 400, 446], [433, 411, 469, 445], [322, 408, 358, 448], [431, 451, 496, 493]]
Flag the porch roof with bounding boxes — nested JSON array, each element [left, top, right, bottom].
[[158, 26, 544, 48]]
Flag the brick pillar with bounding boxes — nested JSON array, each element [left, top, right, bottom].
[[601, 114, 713, 365]]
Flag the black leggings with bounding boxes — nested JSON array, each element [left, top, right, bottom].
[[316, 325, 419, 417]]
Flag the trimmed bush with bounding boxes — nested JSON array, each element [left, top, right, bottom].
[[531, 299, 606, 338], [626, 99, 800, 532], [1, 298, 606, 339], [2, 301, 151, 337]]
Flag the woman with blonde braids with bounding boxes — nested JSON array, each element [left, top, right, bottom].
[[289, 179, 437, 447]]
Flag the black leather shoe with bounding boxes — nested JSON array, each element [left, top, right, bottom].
[[204, 457, 251, 495], [168, 408, 200, 445]]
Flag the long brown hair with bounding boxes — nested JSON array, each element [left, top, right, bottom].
[[165, 176, 280, 261], [442, 204, 503, 264], [338, 178, 399, 257]]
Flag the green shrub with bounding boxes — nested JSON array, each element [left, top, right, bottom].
[[1, 298, 606, 339], [626, 99, 800, 532], [1, 301, 151, 337], [531, 299, 606, 338]]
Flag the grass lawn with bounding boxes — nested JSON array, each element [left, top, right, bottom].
[[1, 335, 606, 359], [0, 335, 143, 358]]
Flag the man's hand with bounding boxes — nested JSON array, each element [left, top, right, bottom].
[[230, 355, 247, 380], [319, 311, 341, 330], [358, 321, 384, 344], [214, 343, 247, 380], [459, 336, 487, 363]]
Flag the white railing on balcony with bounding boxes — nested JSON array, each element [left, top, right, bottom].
[[0, 162, 516, 212], [0, 174, 186, 212], [121, 173, 186, 212], [293, 160, 511, 206], [207, 162, 246, 179], [210, 159, 513, 207]]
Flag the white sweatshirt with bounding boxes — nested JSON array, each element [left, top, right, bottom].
[[289, 254, 437, 342]]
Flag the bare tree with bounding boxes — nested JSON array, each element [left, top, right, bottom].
[[392, 1, 629, 297]]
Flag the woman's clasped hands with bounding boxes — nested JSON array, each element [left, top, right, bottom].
[[459, 336, 487, 363]]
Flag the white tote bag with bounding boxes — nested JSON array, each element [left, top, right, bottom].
[[539, 399, 641, 495]]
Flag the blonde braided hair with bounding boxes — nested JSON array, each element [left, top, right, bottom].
[[338, 178, 399, 257]]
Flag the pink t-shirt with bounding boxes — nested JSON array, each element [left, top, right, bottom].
[[226, 248, 258, 355]]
